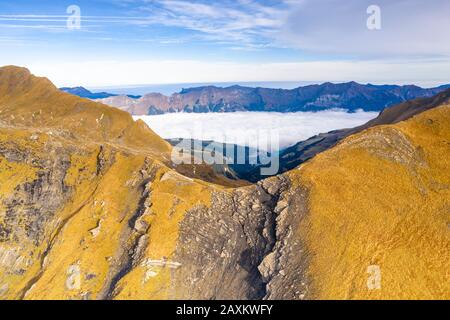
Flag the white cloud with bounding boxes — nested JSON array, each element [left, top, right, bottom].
[[135, 110, 378, 150], [131, 0, 291, 47], [280, 0, 450, 57]]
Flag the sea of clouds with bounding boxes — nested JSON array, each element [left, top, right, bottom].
[[135, 110, 378, 151]]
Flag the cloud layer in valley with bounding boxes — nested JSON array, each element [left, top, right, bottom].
[[135, 110, 378, 150]]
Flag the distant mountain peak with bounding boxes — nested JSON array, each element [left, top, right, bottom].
[[60, 86, 123, 99], [59, 86, 92, 95]]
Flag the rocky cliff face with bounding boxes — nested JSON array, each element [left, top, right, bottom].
[[94, 82, 450, 115], [0, 66, 448, 300]]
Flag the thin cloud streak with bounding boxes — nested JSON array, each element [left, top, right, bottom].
[[0, 1, 292, 48]]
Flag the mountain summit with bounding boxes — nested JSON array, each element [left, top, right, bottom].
[[0, 66, 171, 157]]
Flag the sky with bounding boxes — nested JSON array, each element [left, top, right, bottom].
[[0, 0, 449, 88]]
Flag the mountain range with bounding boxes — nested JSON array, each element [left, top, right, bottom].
[[61, 82, 450, 115], [1, 66, 449, 300]]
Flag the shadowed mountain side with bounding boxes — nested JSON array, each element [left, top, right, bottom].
[[167, 138, 259, 184]]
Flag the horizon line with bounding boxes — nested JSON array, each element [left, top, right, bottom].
[[83, 80, 450, 94]]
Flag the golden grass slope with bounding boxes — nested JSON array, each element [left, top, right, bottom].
[[289, 103, 450, 299], [0, 66, 172, 159], [0, 66, 242, 187], [0, 132, 217, 299]]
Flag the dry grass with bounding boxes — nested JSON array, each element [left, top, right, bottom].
[[289, 104, 450, 299]]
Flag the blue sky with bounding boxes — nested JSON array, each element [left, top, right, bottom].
[[0, 0, 449, 87]]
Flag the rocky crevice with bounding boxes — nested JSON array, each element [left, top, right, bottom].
[[97, 161, 157, 300], [258, 181, 311, 300], [168, 174, 302, 300]]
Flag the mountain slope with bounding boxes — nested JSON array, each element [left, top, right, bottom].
[[0, 66, 448, 300], [284, 103, 450, 299], [94, 82, 450, 115], [0, 66, 171, 158]]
